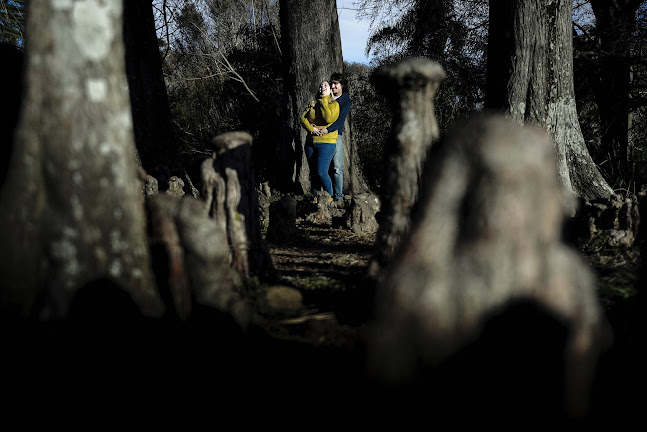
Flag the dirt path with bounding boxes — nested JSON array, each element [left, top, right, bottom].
[[262, 208, 643, 351], [261, 218, 377, 347], [267, 223, 374, 292]]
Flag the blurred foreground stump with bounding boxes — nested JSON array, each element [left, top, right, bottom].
[[367, 114, 611, 421], [146, 194, 250, 326]]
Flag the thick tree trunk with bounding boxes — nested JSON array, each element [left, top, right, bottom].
[[487, 0, 613, 202], [589, 0, 639, 182], [0, 0, 164, 319], [278, 0, 368, 195], [123, 0, 178, 181], [278, 0, 342, 194], [344, 110, 371, 195]]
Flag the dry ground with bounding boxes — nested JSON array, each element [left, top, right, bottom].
[[261, 212, 646, 427], [264, 208, 643, 331]]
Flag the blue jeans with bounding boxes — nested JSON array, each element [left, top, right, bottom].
[[332, 136, 344, 200], [305, 142, 336, 196]]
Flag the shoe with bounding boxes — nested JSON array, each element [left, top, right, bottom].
[[334, 199, 344, 208], [327, 197, 334, 203]]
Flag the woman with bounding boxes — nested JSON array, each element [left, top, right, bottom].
[[301, 80, 340, 203]]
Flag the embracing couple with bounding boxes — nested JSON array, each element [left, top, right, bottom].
[[300, 72, 351, 205]]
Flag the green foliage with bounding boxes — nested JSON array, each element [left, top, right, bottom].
[[162, 1, 283, 185], [0, 0, 25, 47], [581, 236, 640, 302], [158, 0, 647, 197], [345, 61, 390, 192], [159, 0, 488, 194], [572, 0, 647, 191], [345, 1, 489, 190], [359, 0, 488, 132]]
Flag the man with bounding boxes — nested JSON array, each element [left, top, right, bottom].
[[315, 72, 351, 205]]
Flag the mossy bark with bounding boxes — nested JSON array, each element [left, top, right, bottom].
[[0, 0, 163, 319], [486, 0, 613, 202]]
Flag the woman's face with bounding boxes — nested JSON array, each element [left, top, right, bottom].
[[319, 81, 331, 96]]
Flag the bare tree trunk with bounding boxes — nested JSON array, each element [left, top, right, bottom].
[[345, 110, 371, 195], [367, 57, 445, 281], [487, 0, 613, 202], [278, 0, 368, 195], [123, 0, 178, 181], [0, 0, 164, 319]]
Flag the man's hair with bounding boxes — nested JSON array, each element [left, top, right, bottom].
[[330, 72, 348, 91]]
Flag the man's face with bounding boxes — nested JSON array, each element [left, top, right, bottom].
[[331, 80, 342, 96]]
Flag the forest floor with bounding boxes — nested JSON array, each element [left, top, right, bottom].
[[4, 198, 645, 428], [259, 200, 646, 427], [263, 202, 643, 347]]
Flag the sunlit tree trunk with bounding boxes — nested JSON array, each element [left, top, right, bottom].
[[0, 0, 164, 319], [278, 0, 342, 193], [278, 0, 368, 194], [486, 0, 613, 202]]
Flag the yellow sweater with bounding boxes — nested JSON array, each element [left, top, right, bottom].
[[301, 94, 340, 144]]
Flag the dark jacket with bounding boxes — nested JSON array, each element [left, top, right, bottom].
[[327, 92, 351, 135]]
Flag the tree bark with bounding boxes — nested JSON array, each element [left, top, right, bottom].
[[123, 0, 178, 181], [0, 0, 164, 319], [173, 195, 250, 328], [278, 0, 368, 195], [486, 0, 613, 202], [202, 132, 276, 281], [344, 110, 372, 195]]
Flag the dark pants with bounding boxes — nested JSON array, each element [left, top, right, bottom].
[[305, 142, 336, 196]]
